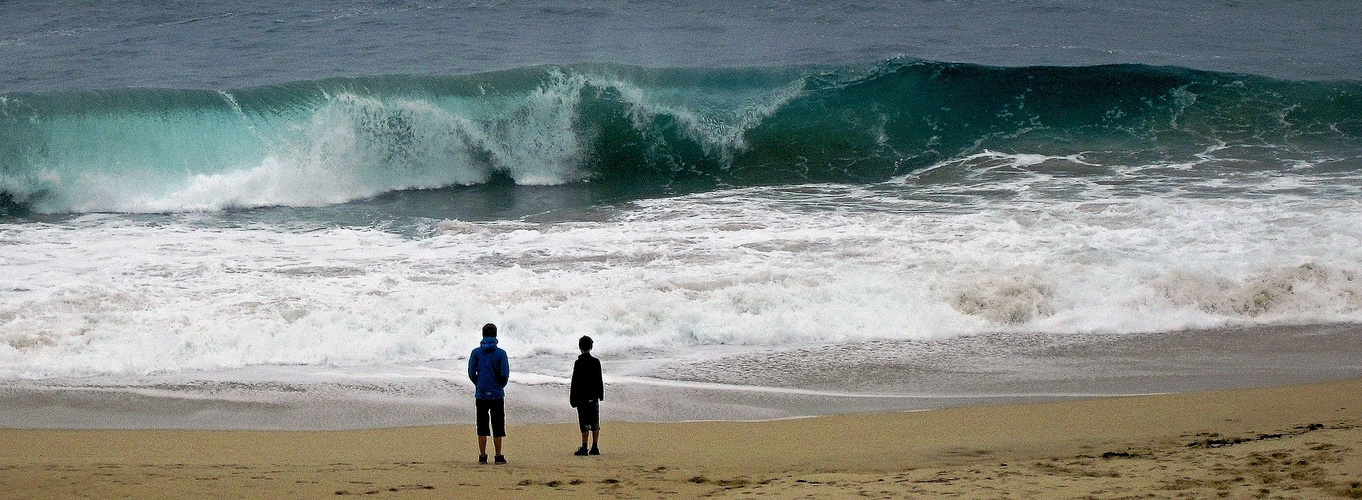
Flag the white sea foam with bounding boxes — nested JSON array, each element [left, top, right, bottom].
[[4, 167, 1362, 380]]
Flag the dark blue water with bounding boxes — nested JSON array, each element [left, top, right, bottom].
[[4, 0, 1360, 94]]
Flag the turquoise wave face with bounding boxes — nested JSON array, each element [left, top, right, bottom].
[[2, 60, 1360, 215]]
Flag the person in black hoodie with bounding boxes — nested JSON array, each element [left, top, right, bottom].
[[569, 335, 604, 456]]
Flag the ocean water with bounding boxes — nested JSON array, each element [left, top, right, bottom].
[[3, 1, 1362, 428]]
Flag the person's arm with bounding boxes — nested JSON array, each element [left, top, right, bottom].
[[569, 361, 579, 408], [495, 351, 510, 387], [467, 353, 478, 385], [596, 359, 605, 401]]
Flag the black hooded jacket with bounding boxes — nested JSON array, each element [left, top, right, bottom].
[[569, 353, 604, 408]]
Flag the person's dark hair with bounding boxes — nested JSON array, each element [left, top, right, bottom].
[[579, 335, 593, 351], [482, 323, 497, 338]]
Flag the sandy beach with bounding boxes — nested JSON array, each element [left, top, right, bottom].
[[3, 377, 1360, 499]]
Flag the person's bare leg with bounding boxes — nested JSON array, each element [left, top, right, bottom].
[[493, 437, 503, 456], [478, 436, 487, 456], [580, 431, 589, 446], [591, 429, 599, 448]]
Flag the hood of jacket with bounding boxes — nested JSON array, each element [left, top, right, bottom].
[[480, 337, 499, 352]]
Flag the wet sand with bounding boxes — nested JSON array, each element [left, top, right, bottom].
[[3, 377, 1360, 499], [5, 323, 1361, 430]]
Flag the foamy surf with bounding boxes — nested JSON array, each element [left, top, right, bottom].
[[4, 172, 1361, 382]]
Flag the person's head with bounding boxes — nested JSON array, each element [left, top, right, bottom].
[[482, 323, 498, 338], [578, 335, 593, 353]]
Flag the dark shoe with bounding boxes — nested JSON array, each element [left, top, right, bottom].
[[478, 454, 487, 464], [589, 446, 600, 456], [494, 455, 507, 464], [574, 445, 589, 456]]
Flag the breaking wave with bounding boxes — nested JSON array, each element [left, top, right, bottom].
[[2, 59, 1360, 214]]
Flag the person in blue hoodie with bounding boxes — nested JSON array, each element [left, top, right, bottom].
[[468, 323, 510, 464]]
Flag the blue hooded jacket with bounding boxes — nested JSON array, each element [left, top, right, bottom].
[[468, 337, 510, 400]]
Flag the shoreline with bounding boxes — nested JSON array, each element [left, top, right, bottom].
[[3, 377, 1361, 498], [4, 322, 1361, 430]]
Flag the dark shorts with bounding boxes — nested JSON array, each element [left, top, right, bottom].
[[476, 398, 506, 437], [576, 400, 599, 432]]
